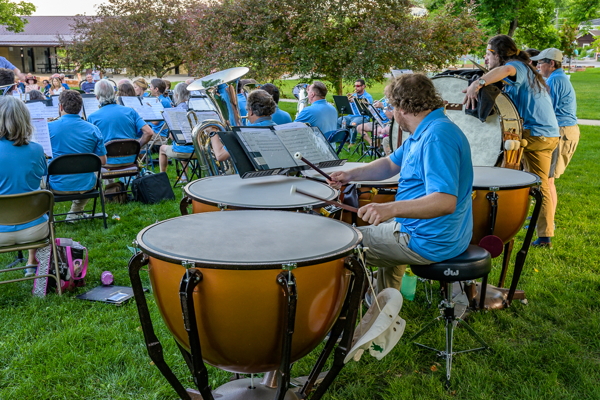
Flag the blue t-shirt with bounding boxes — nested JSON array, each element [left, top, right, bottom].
[[0, 138, 48, 232], [294, 99, 338, 135], [349, 91, 374, 116], [389, 108, 473, 262], [272, 106, 292, 125], [87, 103, 147, 165], [504, 61, 559, 137], [0, 56, 16, 70], [237, 93, 248, 119], [81, 81, 95, 93], [546, 68, 577, 127], [171, 103, 194, 154], [247, 117, 276, 127], [48, 114, 107, 192]]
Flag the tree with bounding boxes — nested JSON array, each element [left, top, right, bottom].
[[63, 0, 195, 77], [0, 0, 35, 32], [185, 0, 482, 94]]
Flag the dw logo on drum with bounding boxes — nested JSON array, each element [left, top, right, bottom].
[[443, 268, 459, 277]]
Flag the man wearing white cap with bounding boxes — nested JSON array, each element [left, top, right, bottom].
[[530, 48, 580, 237]]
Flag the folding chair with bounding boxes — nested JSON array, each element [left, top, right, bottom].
[[0, 190, 62, 295], [101, 139, 141, 193], [173, 153, 200, 188], [47, 153, 108, 229], [327, 129, 350, 156]]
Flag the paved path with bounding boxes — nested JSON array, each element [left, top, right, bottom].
[[578, 119, 600, 126]]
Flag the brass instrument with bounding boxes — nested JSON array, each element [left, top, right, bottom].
[[292, 83, 309, 115], [186, 67, 249, 176]]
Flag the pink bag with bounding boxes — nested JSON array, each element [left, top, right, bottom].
[[33, 238, 88, 297]]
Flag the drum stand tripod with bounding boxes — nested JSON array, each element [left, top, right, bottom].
[[129, 253, 367, 400], [468, 187, 543, 310]]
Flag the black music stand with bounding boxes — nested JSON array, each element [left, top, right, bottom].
[[357, 105, 383, 161]]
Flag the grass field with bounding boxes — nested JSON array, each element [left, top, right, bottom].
[[570, 68, 600, 120], [1, 113, 599, 399]]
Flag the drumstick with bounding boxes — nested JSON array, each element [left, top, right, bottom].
[[290, 186, 358, 213], [294, 152, 333, 181]]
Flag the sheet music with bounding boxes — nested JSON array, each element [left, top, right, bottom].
[[188, 96, 217, 111], [162, 109, 193, 142], [139, 97, 165, 120], [26, 101, 60, 120], [82, 96, 100, 118], [274, 125, 337, 165], [31, 118, 53, 158], [237, 127, 296, 169]]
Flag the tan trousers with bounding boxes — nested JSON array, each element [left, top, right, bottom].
[[522, 130, 559, 238]]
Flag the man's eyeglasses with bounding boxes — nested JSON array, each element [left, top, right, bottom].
[[537, 59, 551, 64], [354, 84, 363, 87]]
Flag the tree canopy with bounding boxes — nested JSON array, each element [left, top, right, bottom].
[[0, 0, 35, 32]]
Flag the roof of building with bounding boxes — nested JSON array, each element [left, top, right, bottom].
[[0, 16, 75, 46]]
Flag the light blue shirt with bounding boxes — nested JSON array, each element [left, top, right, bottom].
[[0, 56, 16, 70], [504, 61, 559, 137], [247, 116, 276, 127], [294, 99, 338, 135], [152, 94, 173, 136], [0, 138, 48, 232], [272, 106, 292, 125], [546, 68, 577, 127], [349, 91, 374, 116], [389, 108, 473, 262], [48, 114, 106, 192], [237, 93, 247, 119], [171, 103, 194, 154]]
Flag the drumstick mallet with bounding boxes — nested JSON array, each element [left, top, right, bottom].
[[290, 185, 358, 213], [294, 152, 333, 181]]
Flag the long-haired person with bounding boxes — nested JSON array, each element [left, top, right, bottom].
[[0, 97, 48, 277], [463, 35, 559, 248]]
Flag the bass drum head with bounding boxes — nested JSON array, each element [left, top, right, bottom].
[[389, 119, 410, 153], [432, 76, 504, 166]]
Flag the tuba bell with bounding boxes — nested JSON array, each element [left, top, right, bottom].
[[292, 83, 309, 114], [186, 67, 250, 176]]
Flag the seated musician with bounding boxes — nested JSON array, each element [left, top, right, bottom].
[[261, 83, 292, 124], [294, 81, 337, 136], [87, 80, 154, 160], [81, 74, 95, 93], [336, 79, 374, 142], [328, 74, 473, 292], [148, 79, 173, 137], [211, 89, 277, 161], [355, 101, 394, 147], [159, 83, 195, 181], [48, 91, 107, 221]]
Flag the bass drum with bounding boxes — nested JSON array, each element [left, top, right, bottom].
[[431, 76, 522, 167], [389, 119, 410, 153]]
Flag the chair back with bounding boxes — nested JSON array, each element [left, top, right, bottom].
[[0, 190, 54, 226], [48, 153, 102, 176], [104, 139, 141, 169], [327, 129, 350, 155]]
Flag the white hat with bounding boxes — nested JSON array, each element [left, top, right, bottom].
[[344, 288, 406, 363], [530, 48, 563, 62]]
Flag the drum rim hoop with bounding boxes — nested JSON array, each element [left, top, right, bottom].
[[183, 176, 339, 209], [136, 211, 363, 270]]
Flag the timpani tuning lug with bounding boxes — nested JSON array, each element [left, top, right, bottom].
[[182, 260, 196, 269], [282, 263, 297, 271]]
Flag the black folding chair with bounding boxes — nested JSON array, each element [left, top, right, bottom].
[[47, 153, 108, 229], [327, 129, 350, 156]]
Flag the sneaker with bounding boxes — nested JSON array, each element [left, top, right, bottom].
[[24, 266, 37, 278], [532, 238, 552, 249], [66, 213, 91, 223]]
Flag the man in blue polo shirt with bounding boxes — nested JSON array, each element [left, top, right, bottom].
[[0, 56, 24, 80], [87, 80, 153, 164], [294, 81, 337, 136], [531, 48, 580, 239], [329, 74, 473, 292], [261, 83, 292, 125], [48, 90, 107, 220], [81, 74, 95, 93]]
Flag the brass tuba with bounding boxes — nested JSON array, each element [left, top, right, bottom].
[[292, 83, 309, 114], [186, 67, 249, 176]]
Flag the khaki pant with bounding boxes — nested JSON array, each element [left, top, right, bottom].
[[551, 125, 580, 179], [522, 130, 559, 237], [357, 219, 433, 292]]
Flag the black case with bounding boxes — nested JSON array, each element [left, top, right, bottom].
[[131, 172, 175, 204]]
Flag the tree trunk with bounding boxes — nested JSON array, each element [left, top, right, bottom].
[[507, 18, 518, 37], [334, 78, 343, 96]]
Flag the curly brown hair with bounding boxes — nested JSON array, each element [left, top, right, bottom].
[[384, 74, 444, 115]]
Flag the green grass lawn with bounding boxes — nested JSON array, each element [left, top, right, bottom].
[[570, 68, 600, 120], [1, 123, 599, 398]]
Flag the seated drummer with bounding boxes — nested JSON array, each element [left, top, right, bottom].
[[328, 74, 474, 292], [211, 89, 277, 161]]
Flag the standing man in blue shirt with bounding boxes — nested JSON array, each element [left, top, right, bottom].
[[464, 35, 560, 248], [261, 83, 292, 125], [0, 56, 25, 81], [294, 81, 338, 136], [531, 48, 580, 232], [48, 91, 107, 221], [328, 74, 474, 292]]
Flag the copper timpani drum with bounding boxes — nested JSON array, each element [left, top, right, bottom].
[[182, 174, 338, 214], [472, 166, 540, 245], [432, 76, 522, 167], [303, 162, 398, 226]]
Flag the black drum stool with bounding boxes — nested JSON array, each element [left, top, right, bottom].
[[410, 245, 492, 386]]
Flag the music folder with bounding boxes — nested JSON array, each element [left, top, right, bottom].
[[222, 122, 345, 179]]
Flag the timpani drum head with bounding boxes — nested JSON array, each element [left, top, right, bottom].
[[473, 166, 540, 190], [432, 76, 521, 167], [137, 211, 362, 269], [184, 174, 337, 210], [303, 162, 399, 187]]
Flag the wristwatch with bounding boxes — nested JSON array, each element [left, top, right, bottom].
[[209, 131, 219, 138], [478, 78, 486, 88]]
